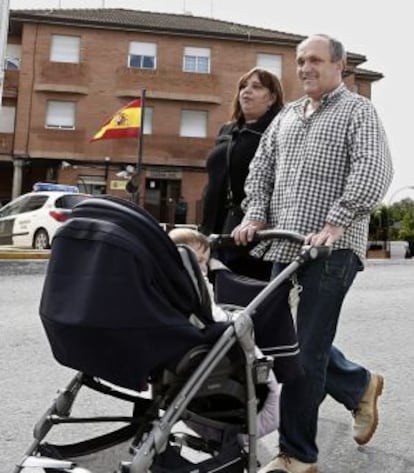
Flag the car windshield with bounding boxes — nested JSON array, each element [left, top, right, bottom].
[[55, 194, 90, 209]]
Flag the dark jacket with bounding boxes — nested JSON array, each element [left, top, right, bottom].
[[201, 108, 279, 235]]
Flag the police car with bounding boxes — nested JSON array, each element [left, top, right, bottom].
[[0, 183, 90, 249]]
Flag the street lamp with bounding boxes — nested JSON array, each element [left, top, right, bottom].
[[388, 185, 414, 205], [77, 176, 88, 193], [104, 156, 111, 193]]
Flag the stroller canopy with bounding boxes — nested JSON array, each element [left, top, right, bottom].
[[39, 196, 224, 390]]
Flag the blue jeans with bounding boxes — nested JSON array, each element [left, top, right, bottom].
[[273, 250, 370, 463]]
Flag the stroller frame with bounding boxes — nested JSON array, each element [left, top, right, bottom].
[[14, 199, 330, 473]]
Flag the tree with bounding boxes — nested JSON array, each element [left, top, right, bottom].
[[388, 198, 414, 256], [368, 205, 389, 245]]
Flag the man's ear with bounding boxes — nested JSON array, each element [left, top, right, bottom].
[[336, 59, 346, 74]]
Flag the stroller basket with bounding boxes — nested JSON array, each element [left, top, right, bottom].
[[14, 196, 331, 473]]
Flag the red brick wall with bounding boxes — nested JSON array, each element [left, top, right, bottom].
[[14, 24, 307, 160]]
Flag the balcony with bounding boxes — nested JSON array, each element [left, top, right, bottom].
[[0, 133, 14, 155], [141, 135, 214, 167], [3, 70, 19, 98], [115, 66, 221, 103], [35, 61, 90, 94], [87, 133, 214, 167], [28, 128, 88, 158]]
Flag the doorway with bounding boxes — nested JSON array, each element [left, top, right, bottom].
[[144, 178, 181, 224]]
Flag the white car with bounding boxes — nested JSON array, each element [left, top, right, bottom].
[[0, 183, 90, 249]]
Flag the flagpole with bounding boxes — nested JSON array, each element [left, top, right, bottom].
[[135, 88, 146, 205]]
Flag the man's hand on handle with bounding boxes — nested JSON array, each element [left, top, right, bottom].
[[232, 221, 344, 248], [305, 223, 344, 246], [231, 219, 267, 246]]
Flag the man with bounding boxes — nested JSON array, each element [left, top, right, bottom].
[[233, 34, 393, 473]]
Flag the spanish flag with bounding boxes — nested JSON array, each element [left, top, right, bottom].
[[90, 99, 142, 142]]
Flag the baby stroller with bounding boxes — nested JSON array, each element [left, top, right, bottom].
[[13, 196, 330, 473]]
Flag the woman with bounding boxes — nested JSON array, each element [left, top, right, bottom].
[[201, 67, 284, 280]]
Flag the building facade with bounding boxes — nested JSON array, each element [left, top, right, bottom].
[[0, 9, 383, 224]]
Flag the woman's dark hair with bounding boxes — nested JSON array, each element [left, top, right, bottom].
[[230, 67, 284, 124]]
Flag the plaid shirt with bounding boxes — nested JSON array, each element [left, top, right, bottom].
[[243, 83, 394, 264]]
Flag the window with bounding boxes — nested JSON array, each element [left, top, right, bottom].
[[142, 107, 153, 135], [50, 35, 80, 63], [45, 101, 76, 129], [5, 44, 21, 70], [256, 53, 282, 78], [55, 195, 89, 209], [0, 196, 28, 218], [0, 106, 16, 133], [78, 176, 106, 195], [21, 195, 48, 212], [128, 42, 157, 69], [183, 47, 210, 73], [180, 110, 207, 138]]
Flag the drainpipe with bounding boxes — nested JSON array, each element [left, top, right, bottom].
[[0, 0, 10, 107]]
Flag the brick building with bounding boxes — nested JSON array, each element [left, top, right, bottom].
[[0, 8, 383, 224]]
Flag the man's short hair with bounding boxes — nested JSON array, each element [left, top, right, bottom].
[[298, 34, 346, 63]]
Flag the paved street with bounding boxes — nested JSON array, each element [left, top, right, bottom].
[[1, 258, 414, 472]]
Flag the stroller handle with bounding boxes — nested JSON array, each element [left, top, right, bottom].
[[208, 228, 305, 249]]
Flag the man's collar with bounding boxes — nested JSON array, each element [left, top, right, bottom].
[[319, 82, 346, 103], [296, 82, 346, 112]]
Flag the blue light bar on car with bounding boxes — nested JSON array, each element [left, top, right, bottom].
[[33, 182, 80, 193]]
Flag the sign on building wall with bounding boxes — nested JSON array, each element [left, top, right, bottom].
[[146, 168, 183, 180], [110, 180, 128, 190]]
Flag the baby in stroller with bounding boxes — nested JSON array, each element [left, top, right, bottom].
[[168, 227, 228, 322], [168, 227, 281, 440]]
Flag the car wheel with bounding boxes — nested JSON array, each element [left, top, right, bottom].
[[33, 229, 50, 250]]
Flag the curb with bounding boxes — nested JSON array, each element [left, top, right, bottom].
[[0, 248, 50, 260]]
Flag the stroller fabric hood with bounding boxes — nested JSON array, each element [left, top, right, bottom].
[[39, 196, 224, 390]]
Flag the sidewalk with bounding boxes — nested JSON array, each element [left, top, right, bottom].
[[1, 244, 411, 263], [0, 245, 50, 259], [2, 257, 414, 472]]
